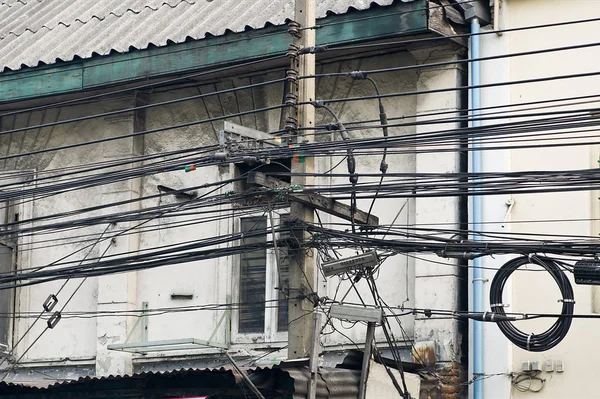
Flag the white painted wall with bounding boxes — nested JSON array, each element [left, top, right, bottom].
[[473, 1, 513, 397], [479, 1, 600, 397]]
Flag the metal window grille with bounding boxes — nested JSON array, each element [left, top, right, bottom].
[[239, 217, 267, 333], [238, 214, 291, 335]]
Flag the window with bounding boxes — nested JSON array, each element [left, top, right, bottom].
[[235, 213, 290, 342], [0, 200, 18, 354], [0, 242, 12, 352], [0, 171, 32, 354]]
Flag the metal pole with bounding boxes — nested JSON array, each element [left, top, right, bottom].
[[308, 309, 322, 399], [225, 352, 266, 399], [288, 0, 316, 360], [358, 322, 376, 399]]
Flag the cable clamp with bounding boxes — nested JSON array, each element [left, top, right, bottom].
[[348, 71, 368, 80], [558, 298, 575, 304], [526, 333, 533, 351], [490, 303, 509, 308], [298, 46, 327, 55]]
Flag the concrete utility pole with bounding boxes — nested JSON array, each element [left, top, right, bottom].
[[288, 0, 316, 360]]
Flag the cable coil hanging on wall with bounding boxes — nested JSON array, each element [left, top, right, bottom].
[[489, 256, 575, 352]]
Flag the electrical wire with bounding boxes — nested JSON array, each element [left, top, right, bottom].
[[489, 256, 574, 352]]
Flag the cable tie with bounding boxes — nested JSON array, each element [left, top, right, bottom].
[[526, 334, 533, 351], [348, 71, 368, 80], [558, 299, 575, 303], [490, 303, 509, 308]]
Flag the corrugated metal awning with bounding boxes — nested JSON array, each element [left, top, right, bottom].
[[0, 0, 420, 72]]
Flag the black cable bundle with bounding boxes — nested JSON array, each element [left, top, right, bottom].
[[489, 256, 574, 352]]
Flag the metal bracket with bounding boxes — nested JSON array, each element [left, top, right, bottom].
[[107, 338, 229, 355], [502, 196, 515, 228], [216, 121, 284, 162]]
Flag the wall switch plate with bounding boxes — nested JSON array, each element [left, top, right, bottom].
[[544, 359, 554, 372], [556, 360, 565, 372], [522, 361, 531, 372]]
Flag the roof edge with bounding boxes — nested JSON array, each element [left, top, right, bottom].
[[0, 0, 431, 104]]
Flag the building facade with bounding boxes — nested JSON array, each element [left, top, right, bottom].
[[0, 1, 476, 396]]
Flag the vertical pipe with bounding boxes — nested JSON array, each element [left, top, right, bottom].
[[470, 17, 484, 399]]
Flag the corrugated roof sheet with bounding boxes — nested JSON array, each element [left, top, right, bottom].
[[0, 0, 417, 72], [284, 367, 361, 399], [0, 366, 364, 399]]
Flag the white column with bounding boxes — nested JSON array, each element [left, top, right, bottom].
[[410, 44, 465, 365], [95, 96, 145, 376]]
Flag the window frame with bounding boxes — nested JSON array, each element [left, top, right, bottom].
[[0, 171, 34, 355], [231, 210, 289, 344]]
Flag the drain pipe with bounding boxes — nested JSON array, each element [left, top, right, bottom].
[[470, 17, 484, 399]]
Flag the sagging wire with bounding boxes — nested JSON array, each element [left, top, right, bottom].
[[1, 234, 114, 382], [343, 72, 389, 225]]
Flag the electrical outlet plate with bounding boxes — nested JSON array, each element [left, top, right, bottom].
[[531, 360, 542, 372], [544, 359, 554, 372], [556, 360, 565, 372]]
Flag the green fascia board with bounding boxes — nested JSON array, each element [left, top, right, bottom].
[[0, 0, 427, 103]]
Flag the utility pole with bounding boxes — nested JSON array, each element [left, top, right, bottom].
[[288, 0, 316, 360]]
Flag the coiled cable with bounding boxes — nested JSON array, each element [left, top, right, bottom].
[[489, 255, 574, 352]]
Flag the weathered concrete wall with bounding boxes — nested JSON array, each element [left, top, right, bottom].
[[0, 49, 464, 380]]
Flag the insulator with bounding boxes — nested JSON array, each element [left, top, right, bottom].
[[285, 116, 298, 133], [287, 21, 301, 38], [287, 43, 301, 58], [286, 69, 299, 84], [47, 311, 62, 329], [285, 92, 298, 107]]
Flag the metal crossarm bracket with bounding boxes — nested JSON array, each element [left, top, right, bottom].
[[218, 121, 284, 153], [247, 172, 379, 226]]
